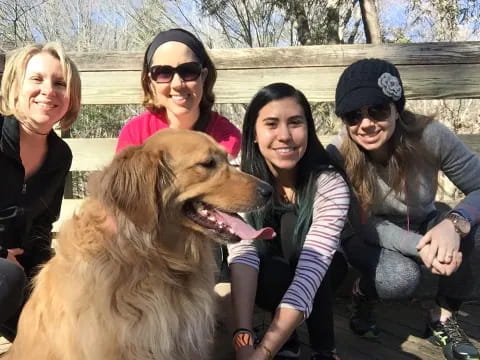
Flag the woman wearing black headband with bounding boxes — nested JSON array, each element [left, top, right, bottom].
[[116, 28, 241, 158], [115, 28, 241, 316]]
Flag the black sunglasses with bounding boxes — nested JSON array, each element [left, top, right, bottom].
[[149, 62, 203, 83], [342, 103, 392, 126]]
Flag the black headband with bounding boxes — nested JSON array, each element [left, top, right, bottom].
[[146, 28, 207, 67]]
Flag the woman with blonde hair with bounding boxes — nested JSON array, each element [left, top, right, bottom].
[[0, 42, 81, 341], [329, 58, 479, 360]]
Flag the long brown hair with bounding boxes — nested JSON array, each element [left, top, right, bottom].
[[340, 109, 434, 210]]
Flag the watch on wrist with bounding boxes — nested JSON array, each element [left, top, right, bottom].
[[0, 245, 7, 258], [446, 212, 471, 238]]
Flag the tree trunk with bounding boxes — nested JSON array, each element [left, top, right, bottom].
[[359, 0, 382, 44], [290, 3, 311, 45], [325, 6, 340, 44]]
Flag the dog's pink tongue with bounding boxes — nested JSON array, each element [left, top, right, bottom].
[[216, 211, 275, 240]]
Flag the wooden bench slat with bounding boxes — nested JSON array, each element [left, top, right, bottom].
[[65, 138, 117, 171], [80, 64, 480, 104], [65, 135, 480, 173], [67, 42, 480, 71]]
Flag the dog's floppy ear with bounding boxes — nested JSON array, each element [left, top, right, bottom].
[[97, 145, 171, 230]]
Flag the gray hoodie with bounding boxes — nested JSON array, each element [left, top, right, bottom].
[[328, 120, 480, 257]]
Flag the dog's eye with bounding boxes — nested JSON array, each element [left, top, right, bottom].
[[200, 159, 216, 169]]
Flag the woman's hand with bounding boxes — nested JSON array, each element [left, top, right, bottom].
[[7, 248, 24, 270], [416, 219, 461, 264], [418, 243, 462, 275], [416, 219, 462, 275]]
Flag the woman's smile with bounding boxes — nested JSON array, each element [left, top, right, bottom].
[[273, 146, 299, 155]]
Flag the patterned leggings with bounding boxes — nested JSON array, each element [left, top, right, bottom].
[[343, 209, 478, 312]]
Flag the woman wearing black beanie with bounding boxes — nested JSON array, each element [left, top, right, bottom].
[[329, 58, 479, 360]]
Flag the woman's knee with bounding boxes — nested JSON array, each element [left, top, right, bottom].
[[0, 259, 27, 323], [374, 250, 421, 300]]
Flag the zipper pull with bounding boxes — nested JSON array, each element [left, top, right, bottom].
[[22, 183, 27, 194]]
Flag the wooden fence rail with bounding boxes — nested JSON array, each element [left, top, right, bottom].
[[2, 42, 480, 105], [1, 41, 480, 231]]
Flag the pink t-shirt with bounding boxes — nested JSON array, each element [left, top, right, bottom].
[[116, 110, 242, 157]]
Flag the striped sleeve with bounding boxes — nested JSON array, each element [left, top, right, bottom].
[[279, 171, 350, 318], [227, 237, 260, 271]]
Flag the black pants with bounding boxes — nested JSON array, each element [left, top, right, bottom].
[[254, 212, 348, 353], [343, 208, 477, 312], [0, 258, 27, 341]]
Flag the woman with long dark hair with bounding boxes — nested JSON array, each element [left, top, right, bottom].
[[228, 83, 350, 360]]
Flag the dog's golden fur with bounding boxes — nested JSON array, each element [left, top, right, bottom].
[[5, 129, 270, 360]]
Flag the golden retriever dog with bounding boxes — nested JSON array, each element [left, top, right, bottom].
[[5, 129, 274, 360]]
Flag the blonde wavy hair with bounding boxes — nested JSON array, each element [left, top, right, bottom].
[[0, 42, 81, 130], [340, 109, 434, 210]]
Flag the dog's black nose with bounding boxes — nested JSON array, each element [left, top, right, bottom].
[[257, 182, 273, 199]]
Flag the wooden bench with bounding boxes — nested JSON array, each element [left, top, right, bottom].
[[1, 41, 480, 359]]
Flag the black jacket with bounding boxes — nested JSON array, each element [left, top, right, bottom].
[[0, 115, 72, 276]]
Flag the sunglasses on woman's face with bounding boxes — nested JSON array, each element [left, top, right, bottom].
[[342, 103, 392, 126], [149, 62, 203, 83]]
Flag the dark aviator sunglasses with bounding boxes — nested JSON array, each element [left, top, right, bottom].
[[149, 62, 203, 83], [342, 103, 392, 126]]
